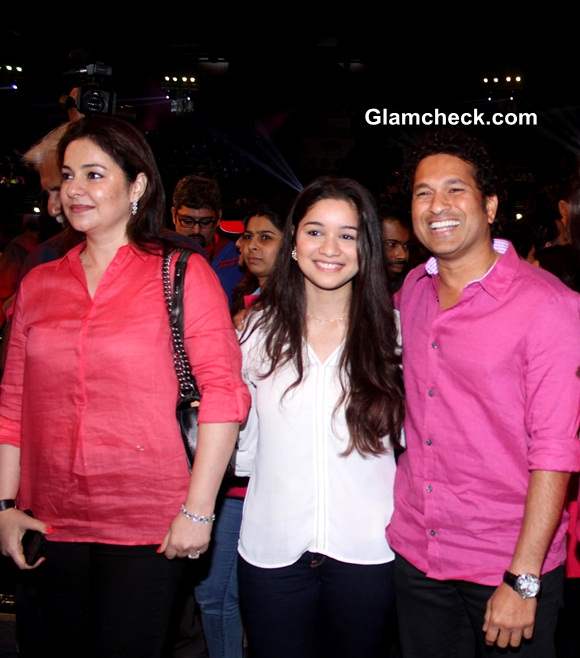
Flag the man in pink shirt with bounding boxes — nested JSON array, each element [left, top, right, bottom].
[[387, 131, 580, 657]]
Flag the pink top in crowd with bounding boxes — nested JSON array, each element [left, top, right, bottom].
[[0, 243, 250, 545]]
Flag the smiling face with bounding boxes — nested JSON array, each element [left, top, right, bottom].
[[412, 153, 497, 264], [61, 137, 146, 241], [294, 197, 359, 294], [239, 214, 284, 284]]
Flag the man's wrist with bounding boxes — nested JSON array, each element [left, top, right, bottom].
[[503, 571, 541, 599]]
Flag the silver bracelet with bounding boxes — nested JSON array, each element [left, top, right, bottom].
[[180, 504, 215, 524]]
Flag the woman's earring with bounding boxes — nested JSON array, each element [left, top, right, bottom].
[[291, 247, 298, 261], [131, 201, 138, 216]]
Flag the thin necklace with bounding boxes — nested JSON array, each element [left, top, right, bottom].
[[306, 313, 347, 324]]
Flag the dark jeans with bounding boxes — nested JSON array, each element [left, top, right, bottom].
[[394, 553, 564, 658], [239, 552, 395, 658], [16, 541, 186, 658]]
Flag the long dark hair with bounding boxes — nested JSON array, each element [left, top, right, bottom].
[[57, 116, 186, 253], [231, 204, 285, 316], [243, 176, 404, 456]]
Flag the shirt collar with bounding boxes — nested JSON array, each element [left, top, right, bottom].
[[63, 241, 84, 261], [423, 239, 519, 300], [128, 243, 149, 261], [63, 241, 148, 265]]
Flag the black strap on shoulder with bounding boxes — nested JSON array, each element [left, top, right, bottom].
[[162, 249, 201, 402]]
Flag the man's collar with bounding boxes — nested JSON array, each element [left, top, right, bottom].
[[423, 239, 518, 300], [424, 239, 509, 275]]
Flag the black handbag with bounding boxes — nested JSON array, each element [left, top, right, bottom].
[[162, 249, 200, 469]]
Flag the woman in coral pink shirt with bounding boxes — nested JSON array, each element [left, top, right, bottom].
[[0, 116, 250, 658]]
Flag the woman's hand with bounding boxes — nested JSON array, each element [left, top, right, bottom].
[[157, 422, 239, 560], [233, 308, 249, 331], [0, 508, 49, 570], [158, 512, 212, 560]]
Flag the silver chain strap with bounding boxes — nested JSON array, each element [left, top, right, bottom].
[[162, 251, 199, 399]]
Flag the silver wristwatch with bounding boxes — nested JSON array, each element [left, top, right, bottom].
[[503, 571, 541, 599]]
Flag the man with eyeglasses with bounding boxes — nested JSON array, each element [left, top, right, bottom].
[[172, 175, 243, 303], [170, 175, 244, 656]]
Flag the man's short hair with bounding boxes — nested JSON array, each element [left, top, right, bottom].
[[172, 175, 221, 214], [22, 123, 69, 170], [403, 129, 499, 199], [378, 203, 412, 231]]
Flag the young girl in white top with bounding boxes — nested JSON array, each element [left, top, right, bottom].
[[237, 177, 404, 658]]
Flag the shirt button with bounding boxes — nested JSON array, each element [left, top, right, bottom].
[[425, 439, 433, 446], [429, 529, 437, 537], [426, 484, 433, 493], [431, 341, 439, 349], [428, 387, 435, 397]]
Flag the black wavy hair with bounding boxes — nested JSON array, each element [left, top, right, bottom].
[[402, 129, 499, 203]]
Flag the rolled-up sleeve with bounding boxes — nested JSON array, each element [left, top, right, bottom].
[[0, 282, 27, 447], [525, 292, 580, 471], [183, 254, 250, 424]]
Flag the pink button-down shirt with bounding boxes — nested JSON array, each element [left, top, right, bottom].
[[387, 240, 580, 585], [0, 243, 250, 545]]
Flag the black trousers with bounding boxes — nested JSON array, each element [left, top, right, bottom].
[[239, 552, 396, 658], [394, 553, 564, 658], [16, 541, 186, 658]]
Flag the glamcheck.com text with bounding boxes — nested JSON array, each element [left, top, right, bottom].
[[365, 108, 538, 127]]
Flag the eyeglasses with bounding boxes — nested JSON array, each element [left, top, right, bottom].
[[176, 215, 217, 228]]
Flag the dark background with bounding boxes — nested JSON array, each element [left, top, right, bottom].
[[2, 21, 580, 228]]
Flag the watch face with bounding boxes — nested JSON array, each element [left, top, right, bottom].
[[515, 574, 540, 598]]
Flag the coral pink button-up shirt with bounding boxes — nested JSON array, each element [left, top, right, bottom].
[[387, 240, 580, 585], [0, 243, 250, 545]]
